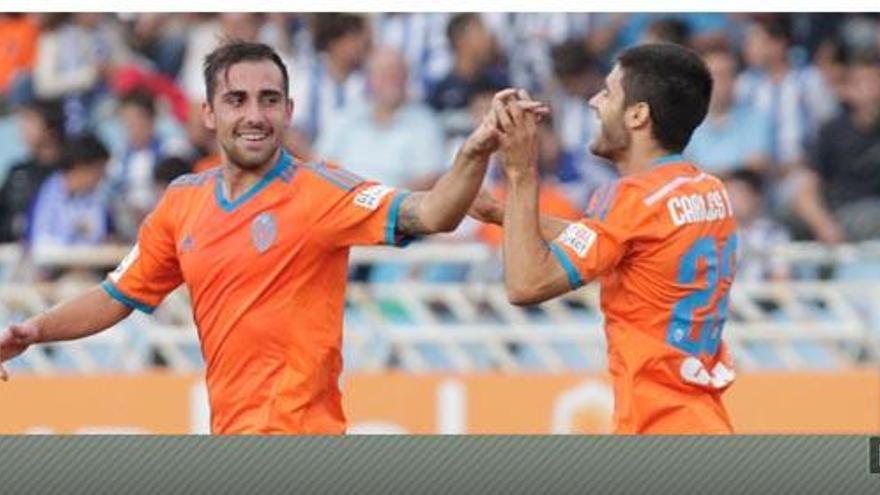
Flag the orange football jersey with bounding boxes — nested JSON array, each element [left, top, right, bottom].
[[549, 154, 739, 434], [103, 150, 411, 433]]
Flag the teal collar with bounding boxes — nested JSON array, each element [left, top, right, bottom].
[[215, 150, 293, 212], [652, 153, 686, 166]]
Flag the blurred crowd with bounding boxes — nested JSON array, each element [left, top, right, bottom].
[[1, 12, 880, 284]]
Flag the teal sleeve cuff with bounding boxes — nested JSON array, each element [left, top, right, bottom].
[[549, 242, 585, 290], [101, 280, 156, 314]]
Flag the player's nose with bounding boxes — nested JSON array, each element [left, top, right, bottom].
[[242, 99, 266, 125]]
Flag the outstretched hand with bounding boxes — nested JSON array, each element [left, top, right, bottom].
[[0, 321, 40, 381]]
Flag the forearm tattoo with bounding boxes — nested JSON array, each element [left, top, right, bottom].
[[396, 192, 428, 236]]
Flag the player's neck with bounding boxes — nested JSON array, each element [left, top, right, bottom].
[[617, 145, 677, 176], [220, 149, 282, 201]]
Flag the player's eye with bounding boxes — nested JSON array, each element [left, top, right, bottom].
[[224, 94, 244, 106]]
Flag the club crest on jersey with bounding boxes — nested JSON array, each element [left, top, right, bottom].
[[557, 223, 597, 259], [353, 184, 394, 210], [180, 234, 194, 253], [251, 212, 277, 254]]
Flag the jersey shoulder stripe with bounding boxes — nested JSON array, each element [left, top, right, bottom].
[[168, 168, 221, 189], [305, 161, 366, 191]]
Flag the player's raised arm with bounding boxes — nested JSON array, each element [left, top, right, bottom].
[[468, 188, 572, 242], [0, 285, 133, 381], [394, 90, 549, 237], [492, 96, 574, 306]]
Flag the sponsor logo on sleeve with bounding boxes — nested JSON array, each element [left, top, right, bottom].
[[109, 245, 140, 282], [353, 185, 395, 211], [557, 223, 597, 259]]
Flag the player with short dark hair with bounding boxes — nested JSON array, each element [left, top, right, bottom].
[[470, 43, 739, 434], [0, 40, 547, 434]]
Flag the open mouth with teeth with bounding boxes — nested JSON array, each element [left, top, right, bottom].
[[237, 130, 271, 143]]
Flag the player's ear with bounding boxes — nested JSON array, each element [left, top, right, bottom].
[[625, 101, 651, 131], [202, 101, 216, 132], [285, 97, 294, 122]]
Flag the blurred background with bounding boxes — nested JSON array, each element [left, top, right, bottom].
[[0, 12, 878, 434]]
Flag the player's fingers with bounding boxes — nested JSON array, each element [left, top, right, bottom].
[[517, 89, 533, 102], [493, 98, 515, 132], [516, 101, 551, 116], [507, 98, 525, 127], [492, 88, 519, 104]]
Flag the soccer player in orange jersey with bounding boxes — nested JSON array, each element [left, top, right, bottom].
[[0, 41, 547, 434], [470, 43, 738, 434]]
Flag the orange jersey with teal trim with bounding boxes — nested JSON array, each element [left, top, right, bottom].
[[549, 154, 739, 434], [102, 150, 411, 434]]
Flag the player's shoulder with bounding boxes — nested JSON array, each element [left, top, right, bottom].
[[636, 162, 726, 209], [300, 159, 369, 193], [167, 167, 221, 191]]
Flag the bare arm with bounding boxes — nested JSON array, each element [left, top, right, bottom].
[[1, 285, 132, 380], [789, 167, 844, 244], [468, 187, 571, 241], [396, 89, 550, 237], [502, 168, 573, 306], [494, 100, 574, 306], [395, 145, 491, 236]]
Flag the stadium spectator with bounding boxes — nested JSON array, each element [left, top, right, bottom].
[[316, 47, 446, 189], [640, 17, 691, 46], [483, 13, 601, 94], [29, 133, 112, 249], [724, 169, 792, 281], [616, 14, 733, 53], [686, 46, 773, 177], [33, 13, 130, 135], [290, 14, 371, 151], [152, 155, 192, 194], [427, 13, 509, 112], [0, 14, 39, 108], [790, 50, 880, 242], [108, 91, 182, 241], [126, 13, 188, 78], [0, 99, 65, 243], [374, 13, 452, 101], [736, 15, 838, 178]]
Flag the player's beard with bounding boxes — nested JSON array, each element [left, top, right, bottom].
[[589, 113, 630, 162], [221, 128, 280, 171]]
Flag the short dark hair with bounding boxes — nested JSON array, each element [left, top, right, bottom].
[[60, 133, 110, 171], [552, 40, 596, 80], [847, 48, 880, 69], [153, 156, 192, 186], [754, 15, 792, 45], [312, 14, 366, 53], [617, 43, 713, 153], [726, 168, 764, 194], [203, 41, 289, 105], [645, 17, 691, 46], [119, 90, 156, 118], [446, 13, 480, 50], [21, 98, 65, 142]]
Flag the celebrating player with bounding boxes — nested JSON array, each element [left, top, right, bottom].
[[0, 41, 546, 434], [471, 43, 739, 434]]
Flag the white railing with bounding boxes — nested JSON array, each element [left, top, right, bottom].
[[1, 242, 879, 374]]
